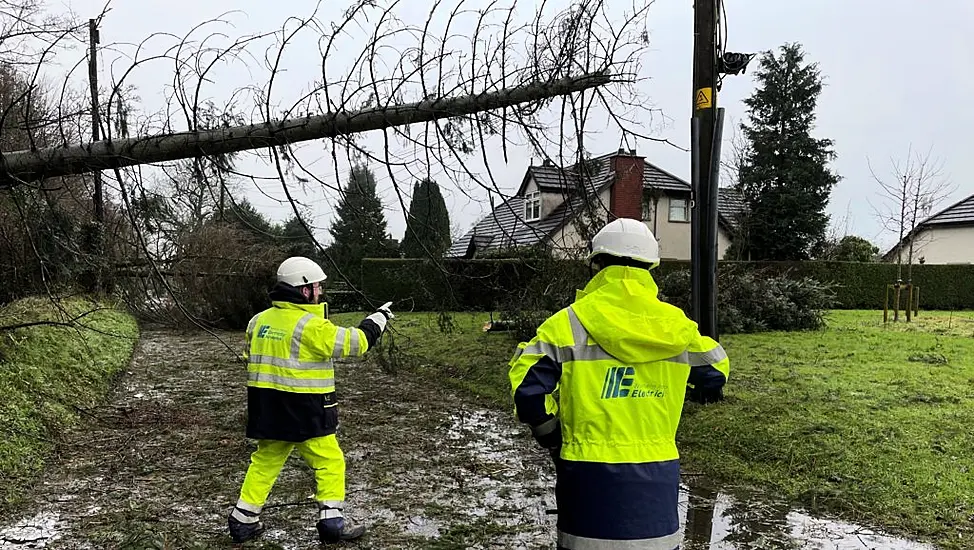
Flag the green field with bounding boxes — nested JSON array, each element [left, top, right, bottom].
[[340, 309, 974, 549]]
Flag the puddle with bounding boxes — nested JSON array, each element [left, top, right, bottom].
[[0, 512, 61, 549], [680, 485, 937, 549], [404, 515, 442, 538]]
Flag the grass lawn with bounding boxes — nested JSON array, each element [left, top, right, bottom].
[[334, 309, 974, 549], [0, 296, 139, 512]]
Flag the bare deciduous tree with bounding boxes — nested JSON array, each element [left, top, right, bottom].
[[870, 145, 955, 320], [1, 0, 660, 333], [720, 123, 752, 260], [870, 146, 954, 280]]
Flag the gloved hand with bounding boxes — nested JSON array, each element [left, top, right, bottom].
[[687, 385, 724, 404], [377, 301, 394, 320], [364, 301, 394, 333], [531, 417, 561, 451]]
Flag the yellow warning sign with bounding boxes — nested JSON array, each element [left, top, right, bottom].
[[695, 87, 713, 110]]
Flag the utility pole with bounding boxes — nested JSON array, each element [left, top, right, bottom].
[[690, 0, 722, 340], [88, 19, 103, 224], [690, 3, 752, 341]]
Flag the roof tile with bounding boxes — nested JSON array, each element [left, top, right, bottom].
[[449, 153, 747, 257]]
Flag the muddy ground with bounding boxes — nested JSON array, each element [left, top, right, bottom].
[[0, 329, 557, 549], [0, 330, 938, 550]]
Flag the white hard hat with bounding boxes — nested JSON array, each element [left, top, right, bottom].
[[587, 218, 660, 268], [277, 256, 327, 286]]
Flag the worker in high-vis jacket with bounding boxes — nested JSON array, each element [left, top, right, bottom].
[[509, 218, 730, 550], [228, 256, 393, 545]]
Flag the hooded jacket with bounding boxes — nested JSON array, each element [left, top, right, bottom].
[[509, 266, 726, 549]]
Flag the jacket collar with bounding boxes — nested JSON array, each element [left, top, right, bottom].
[[272, 300, 326, 317], [268, 282, 326, 317], [575, 265, 658, 301]]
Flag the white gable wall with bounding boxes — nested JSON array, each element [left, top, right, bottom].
[[898, 225, 974, 264], [548, 187, 612, 259]]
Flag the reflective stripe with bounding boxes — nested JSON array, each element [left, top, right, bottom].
[[558, 530, 682, 550], [348, 329, 361, 356], [333, 327, 347, 358], [532, 417, 559, 437], [568, 307, 617, 361], [235, 499, 262, 514], [248, 371, 335, 389], [522, 341, 573, 363], [249, 354, 334, 371], [249, 364, 334, 383], [664, 351, 690, 365], [231, 508, 260, 524], [567, 307, 589, 348], [318, 500, 346, 509], [521, 308, 681, 366], [688, 346, 727, 366], [244, 315, 259, 362], [319, 508, 344, 520], [246, 315, 258, 339], [521, 341, 616, 363], [575, 345, 617, 362], [292, 313, 315, 359], [523, 340, 683, 365]]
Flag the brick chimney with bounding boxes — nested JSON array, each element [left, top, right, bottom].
[[609, 148, 645, 220]]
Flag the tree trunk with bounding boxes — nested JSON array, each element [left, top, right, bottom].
[[0, 72, 611, 186]]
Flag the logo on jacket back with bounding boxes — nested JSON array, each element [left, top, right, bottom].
[[256, 325, 286, 341], [601, 366, 665, 399]]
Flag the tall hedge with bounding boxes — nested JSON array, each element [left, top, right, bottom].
[[359, 258, 589, 311], [360, 258, 974, 311]]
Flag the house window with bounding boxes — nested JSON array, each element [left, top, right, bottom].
[[642, 197, 656, 223], [524, 191, 541, 221], [668, 197, 690, 223]]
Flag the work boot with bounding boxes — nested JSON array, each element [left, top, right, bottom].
[[317, 517, 366, 544], [228, 513, 265, 544]]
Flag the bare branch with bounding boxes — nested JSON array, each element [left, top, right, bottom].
[[1, 0, 659, 333], [870, 145, 956, 280]]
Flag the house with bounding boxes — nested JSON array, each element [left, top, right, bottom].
[[883, 192, 974, 265], [449, 149, 744, 261]]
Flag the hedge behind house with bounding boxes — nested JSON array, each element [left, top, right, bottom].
[[360, 258, 974, 312]]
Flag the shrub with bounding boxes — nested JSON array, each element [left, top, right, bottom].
[[656, 266, 836, 333], [119, 222, 280, 330]]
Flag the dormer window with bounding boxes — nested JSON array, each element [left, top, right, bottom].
[[524, 191, 541, 221]]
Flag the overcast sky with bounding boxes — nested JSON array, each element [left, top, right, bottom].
[[65, 0, 974, 252]]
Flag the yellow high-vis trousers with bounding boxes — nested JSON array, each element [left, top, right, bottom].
[[237, 434, 346, 511]]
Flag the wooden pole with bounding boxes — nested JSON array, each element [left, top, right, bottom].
[[893, 282, 901, 322], [905, 283, 913, 322], [883, 285, 890, 324]]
